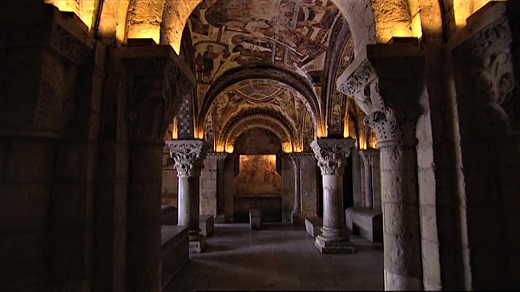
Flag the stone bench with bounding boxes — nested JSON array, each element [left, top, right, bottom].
[[305, 217, 322, 238], [161, 225, 189, 289], [249, 209, 263, 230], [345, 207, 382, 242], [161, 205, 178, 225], [199, 215, 214, 237]]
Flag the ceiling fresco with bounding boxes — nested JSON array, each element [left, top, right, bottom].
[[187, 0, 345, 152], [206, 79, 313, 152], [189, 0, 340, 83]]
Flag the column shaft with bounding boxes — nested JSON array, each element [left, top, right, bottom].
[[363, 156, 373, 209], [379, 143, 422, 290], [167, 139, 207, 253], [291, 155, 302, 223], [321, 174, 346, 234], [311, 138, 356, 254], [178, 176, 190, 227]]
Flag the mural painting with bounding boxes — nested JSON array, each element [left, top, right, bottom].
[[234, 155, 282, 196]]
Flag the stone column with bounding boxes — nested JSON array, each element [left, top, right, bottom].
[[289, 154, 302, 224], [449, 2, 520, 289], [311, 138, 356, 254], [0, 4, 93, 290], [338, 41, 423, 290], [167, 140, 208, 253], [213, 152, 228, 221], [119, 43, 195, 291], [359, 148, 379, 209]]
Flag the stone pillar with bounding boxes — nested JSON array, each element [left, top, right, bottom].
[[311, 138, 356, 254], [359, 148, 379, 210], [338, 41, 423, 290], [448, 2, 520, 289], [167, 140, 208, 253], [118, 43, 195, 291], [0, 4, 93, 290], [200, 152, 226, 218], [289, 154, 302, 224], [213, 152, 228, 221]]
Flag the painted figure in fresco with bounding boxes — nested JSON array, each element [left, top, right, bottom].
[[196, 44, 219, 82]]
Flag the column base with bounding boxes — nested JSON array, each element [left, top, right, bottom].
[[189, 234, 207, 253], [291, 211, 302, 225], [314, 234, 356, 254]]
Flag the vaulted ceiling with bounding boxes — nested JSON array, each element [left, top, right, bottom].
[[184, 0, 354, 153], [44, 0, 490, 153]]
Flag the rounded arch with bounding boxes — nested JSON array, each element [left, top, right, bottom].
[[197, 65, 322, 137], [219, 110, 298, 153]]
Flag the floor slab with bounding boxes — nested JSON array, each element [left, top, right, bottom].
[[164, 223, 384, 291]]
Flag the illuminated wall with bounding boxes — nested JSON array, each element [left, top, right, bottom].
[[234, 155, 281, 197]]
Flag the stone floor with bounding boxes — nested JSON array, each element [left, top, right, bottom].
[[164, 223, 384, 291]]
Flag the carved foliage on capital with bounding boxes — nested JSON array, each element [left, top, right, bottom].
[[124, 50, 196, 142], [340, 62, 420, 146], [167, 140, 208, 177], [359, 148, 379, 166], [455, 17, 518, 133], [337, 59, 377, 99], [311, 139, 355, 175]]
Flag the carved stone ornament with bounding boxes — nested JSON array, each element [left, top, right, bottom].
[[336, 44, 423, 146], [206, 151, 227, 161], [337, 58, 377, 98], [359, 148, 379, 166], [0, 5, 94, 138], [311, 138, 355, 175], [454, 15, 518, 133], [166, 139, 208, 177], [119, 46, 196, 142]]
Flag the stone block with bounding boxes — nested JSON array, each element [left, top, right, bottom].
[[160, 225, 188, 289], [199, 215, 214, 237], [249, 209, 263, 230], [160, 205, 177, 225], [304, 217, 322, 238], [345, 207, 382, 242]]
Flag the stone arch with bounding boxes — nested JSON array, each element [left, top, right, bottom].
[[197, 65, 321, 138], [220, 111, 296, 153]]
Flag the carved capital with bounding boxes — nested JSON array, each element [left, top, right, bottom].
[[287, 152, 314, 166], [117, 46, 196, 143], [452, 5, 519, 134], [337, 57, 377, 98], [0, 5, 94, 138], [166, 139, 208, 177], [337, 43, 423, 146], [207, 151, 228, 161], [359, 148, 379, 166], [311, 138, 355, 175]]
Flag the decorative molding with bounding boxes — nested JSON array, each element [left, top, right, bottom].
[[166, 139, 208, 177], [311, 138, 355, 175]]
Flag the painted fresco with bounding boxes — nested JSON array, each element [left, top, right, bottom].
[[190, 0, 340, 114], [234, 155, 282, 196], [190, 0, 339, 84], [208, 79, 311, 149]]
